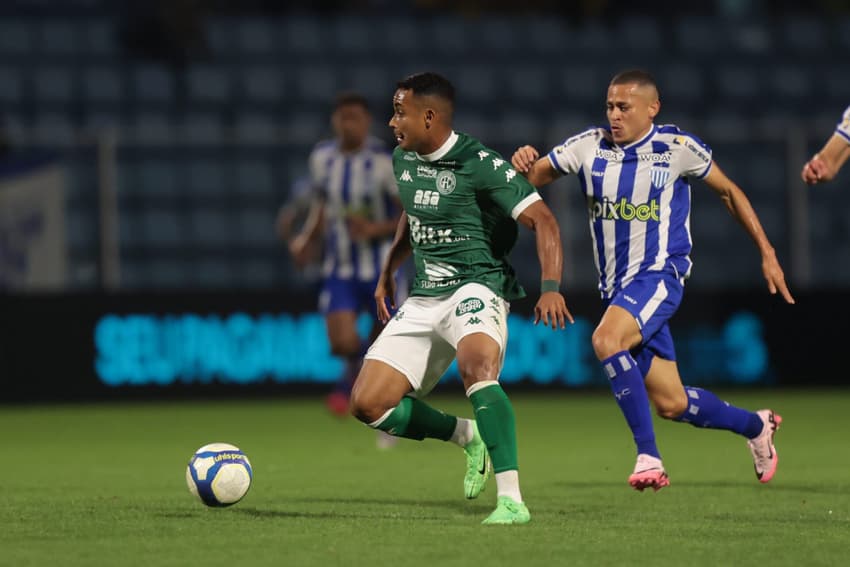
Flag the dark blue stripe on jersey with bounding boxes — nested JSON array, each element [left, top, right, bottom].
[[341, 158, 352, 204], [589, 157, 609, 293], [613, 154, 639, 289], [547, 150, 568, 174], [652, 141, 670, 154], [836, 128, 850, 144], [667, 175, 692, 277], [639, 165, 667, 274]]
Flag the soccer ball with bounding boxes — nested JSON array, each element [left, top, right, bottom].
[[186, 443, 253, 507]]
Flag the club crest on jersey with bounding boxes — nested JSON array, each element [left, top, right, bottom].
[[436, 170, 456, 195], [650, 166, 669, 189]]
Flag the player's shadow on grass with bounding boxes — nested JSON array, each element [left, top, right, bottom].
[[286, 495, 486, 513]]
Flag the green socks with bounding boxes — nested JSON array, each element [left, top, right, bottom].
[[371, 396, 456, 441], [469, 384, 518, 473]]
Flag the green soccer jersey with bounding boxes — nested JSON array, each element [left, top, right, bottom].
[[393, 131, 542, 300]]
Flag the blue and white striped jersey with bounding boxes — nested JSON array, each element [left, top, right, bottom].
[[836, 105, 850, 144], [547, 124, 712, 299], [308, 136, 398, 281]]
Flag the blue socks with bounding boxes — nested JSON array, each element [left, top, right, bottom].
[[602, 351, 660, 458], [674, 387, 764, 439]]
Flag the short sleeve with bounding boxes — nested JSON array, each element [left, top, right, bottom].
[[836, 105, 850, 144], [476, 152, 541, 220], [547, 128, 602, 176], [673, 132, 713, 179]]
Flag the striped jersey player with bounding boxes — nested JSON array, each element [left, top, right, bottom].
[[512, 69, 794, 493], [801, 105, 850, 185]]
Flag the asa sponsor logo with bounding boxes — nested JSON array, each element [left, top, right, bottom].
[[455, 297, 485, 316], [589, 196, 661, 222], [413, 189, 440, 208]]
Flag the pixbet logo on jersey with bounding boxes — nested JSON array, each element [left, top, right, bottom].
[[588, 196, 661, 222]]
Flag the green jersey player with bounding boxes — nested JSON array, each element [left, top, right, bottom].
[[349, 72, 573, 525]]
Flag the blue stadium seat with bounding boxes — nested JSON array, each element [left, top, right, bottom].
[[236, 160, 276, 196], [148, 260, 191, 288], [284, 110, 325, 145], [236, 18, 275, 54], [117, 210, 143, 248], [675, 17, 721, 55], [768, 65, 811, 100], [332, 16, 372, 53], [205, 18, 233, 57], [454, 112, 492, 142], [234, 113, 278, 145], [508, 68, 548, 103], [235, 259, 278, 288], [136, 160, 179, 196], [241, 66, 284, 102], [715, 65, 760, 100], [342, 65, 389, 102], [34, 67, 75, 102], [554, 65, 602, 103], [282, 15, 324, 55], [782, 17, 827, 53], [82, 67, 122, 102], [180, 113, 225, 145], [185, 160, 227, 196], [187, 65, 231, 104], [143, 209, 182, 246], [39, 21, 79, 54], [381, 18, 421, 54], [237, 209, 277, 245], [494, 112, 542, 147], [83, 18, 117, 55], [66, 207, 96, 248], [189, 209, 231, 245], [523, 17, 570, 55], [133, 66, 174, 103], [477, 16, 521, 54], [294, 66, 336, 104], [727, 21, 772, 54], [192, 259, 234, 288], [32, 113, 75, 146], [453, 67, 496, 103], [0, 67, 22, 104], [429, 18, 468, 53], [615, 16, 662, 52], [131, 112, 175, 146], [659, 65, 704, 102], [0, 20, 33, 55]]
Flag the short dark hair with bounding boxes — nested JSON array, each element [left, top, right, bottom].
[[396, 72, 455, 104], [333, 91, 370, 112], [610, 69, 659, 96]]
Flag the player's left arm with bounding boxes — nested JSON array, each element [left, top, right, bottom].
[[516, 200, 575, 329], [703, 163, 795, 304], [801, 133, 850, 185]]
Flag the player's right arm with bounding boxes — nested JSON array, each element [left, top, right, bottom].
[[801, 133, 850, 185], [511, 145, 561, 187], [375, 212, 412, 324]]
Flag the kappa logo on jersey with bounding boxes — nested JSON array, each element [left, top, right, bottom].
[[413, 189, 440, 208], [455, 297, 484, 316], [506, 169, 517, 182], [436, 170, 456, 195], [417, 165, 437, 179], [492, 158, 505, 170], [650, 166, 670, 189], [478, 151, 490, 161], [400, 170, 413, 182], [589, 196, 661, 222]]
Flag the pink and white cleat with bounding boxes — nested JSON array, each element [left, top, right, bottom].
[[628, 454, 670, 492], [747, 409, 782, 483]]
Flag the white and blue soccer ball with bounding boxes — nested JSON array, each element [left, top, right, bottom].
[[186, 443, 253, 507]]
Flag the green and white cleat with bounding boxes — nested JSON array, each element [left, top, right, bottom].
[[482, 496, 531, 525], [463, 421, 491, 499]]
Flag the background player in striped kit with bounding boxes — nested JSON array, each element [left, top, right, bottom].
[[801, 105, 850, 185], [351, 72, 572, 524], [512, 69, 795, 491], [288, 92, 403, 427]]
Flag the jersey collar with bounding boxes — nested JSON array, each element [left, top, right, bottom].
[[617, 124, 657, 152], [417, 131, 458, 162]]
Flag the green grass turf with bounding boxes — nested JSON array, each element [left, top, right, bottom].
[[1, 390, 848, 567]]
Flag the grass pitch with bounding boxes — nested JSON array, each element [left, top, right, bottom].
[[1, 390, 848, 567]]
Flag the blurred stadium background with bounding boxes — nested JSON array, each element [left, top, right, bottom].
[[1, 0, 849, 398]]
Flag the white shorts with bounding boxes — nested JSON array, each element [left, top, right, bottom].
[[364, 282, 509, 396]]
